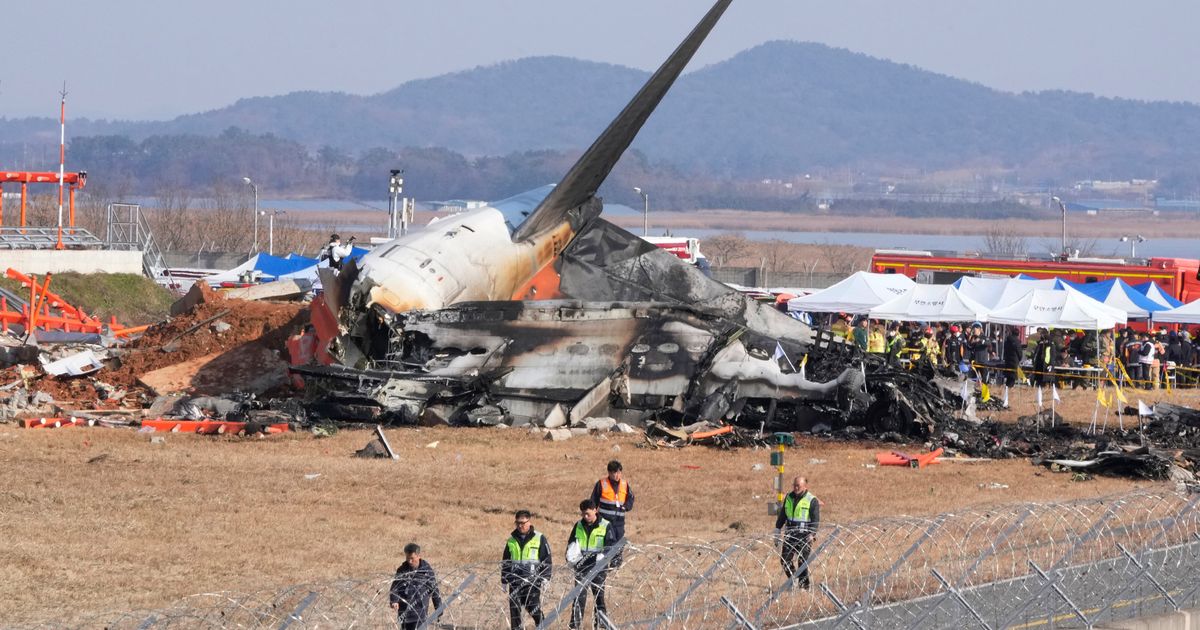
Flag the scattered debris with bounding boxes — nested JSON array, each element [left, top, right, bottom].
[[875, 448, 943, 469], [41, 349, 106, 376], [355, 427, 399, 459]]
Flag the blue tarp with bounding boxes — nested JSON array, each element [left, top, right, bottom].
[[253, 253, 319, 278]]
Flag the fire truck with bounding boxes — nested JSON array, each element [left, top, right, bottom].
[[870, 249, 1200, 303], [641, 236, 712, 275]]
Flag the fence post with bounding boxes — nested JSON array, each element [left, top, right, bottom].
[[996, 496, 1126, 629], [905, 507, 1032, 630], [929, 569, 992, 630], [417, 573, 476, 630], [834, 515, 945, 629], [817, 583, 868, 630], [1117, 542, 1179, 611], [1089, 496, 1200, 622], [650, 542, 746, 629], [721, 596, 759, 630], [750, 525, 843, 626], [538, 538, 627, 630], [276, 591, 319, 630]]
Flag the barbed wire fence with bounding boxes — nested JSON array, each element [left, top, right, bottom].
[[21, 489, 1200, 629]]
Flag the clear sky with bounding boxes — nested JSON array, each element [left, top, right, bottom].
[[4, 1, 1199, 120]]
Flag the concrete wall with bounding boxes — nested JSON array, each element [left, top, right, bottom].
[[1, 249, 144, 275]]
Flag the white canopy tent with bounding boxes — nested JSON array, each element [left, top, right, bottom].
[[787, 271, 915, 314], [868, 284, 992, 322], [1151, 299, 1200, 324], [987, 287, 1127, 330], [953, 276, 1059, 310]]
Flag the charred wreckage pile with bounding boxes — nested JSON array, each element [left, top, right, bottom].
[[2, 0, 1199, 487]]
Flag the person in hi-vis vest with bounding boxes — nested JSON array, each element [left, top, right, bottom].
[[566, 499, 618, 630], [590, 460, 634, 567], [774, 476, 821, 589], [501, 510, 552, 629]]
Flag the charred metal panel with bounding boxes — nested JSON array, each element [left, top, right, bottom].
[[558, 219, 818, 351]]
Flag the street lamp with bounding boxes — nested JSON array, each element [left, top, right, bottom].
[[267, 210, 285, 255], [243, 176, 259, 252], [1119, 234, 1146, 258], [633, 186, 649, 236], [1051, 195, 1067, 257]]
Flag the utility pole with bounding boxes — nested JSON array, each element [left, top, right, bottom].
[[1052, 196, 1067, 257], [634, 187, 649, 236], [388, 169, 404, 239], [243, 177, 259, 252]]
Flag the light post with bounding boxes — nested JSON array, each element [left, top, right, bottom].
[[1119, 234, 1146, 258], [243, 176, 259, 252], [634, 186, 649, 236], [1052, 195, 1067, 256], [267, 210, 285, 255]]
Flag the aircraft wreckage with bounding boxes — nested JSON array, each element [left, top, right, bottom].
[[300, 0, 869, 428]]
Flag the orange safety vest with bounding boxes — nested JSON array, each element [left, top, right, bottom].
[[598, 477, 628, 519]]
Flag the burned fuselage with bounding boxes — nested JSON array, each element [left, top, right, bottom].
[[310, 298, 860, 426], [303, 0, 866, 427]]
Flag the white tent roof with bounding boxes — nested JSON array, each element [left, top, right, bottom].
[[1152, 299, 1200, 324], [868, 284, 992, 322], [200, 255, 261, 284], [787, 271, 915, 314], [953, 276, 1058, 310], [987, 288, 1127, 330]]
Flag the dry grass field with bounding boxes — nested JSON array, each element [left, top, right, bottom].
[[3, 383, 1190, 623]]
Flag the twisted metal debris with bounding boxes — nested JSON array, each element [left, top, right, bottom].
[[23, 489, 1200, 629]]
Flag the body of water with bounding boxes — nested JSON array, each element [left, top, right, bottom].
[[680, 229, 1197, 260]]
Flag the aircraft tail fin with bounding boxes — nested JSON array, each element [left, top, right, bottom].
[[513, 0, 733, 241]]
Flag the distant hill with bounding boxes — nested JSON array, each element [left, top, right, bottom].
[[5, 41, 1200, 181]]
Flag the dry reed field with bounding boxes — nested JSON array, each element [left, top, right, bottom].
[[0, 384, 1175, 624]]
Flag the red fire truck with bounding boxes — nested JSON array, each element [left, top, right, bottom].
[[870, 250, 1200, 303]]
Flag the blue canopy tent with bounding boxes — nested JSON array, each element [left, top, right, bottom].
[[1130, 281, 1184, 309], [1059, 278, 1167, 319]]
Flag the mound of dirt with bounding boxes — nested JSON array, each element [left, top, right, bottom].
[[105, 286, 307, 391]]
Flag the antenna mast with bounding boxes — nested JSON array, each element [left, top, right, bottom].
[[56, 82, 67, 249]]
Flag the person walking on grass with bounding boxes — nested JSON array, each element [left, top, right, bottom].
[[590, 459, 634, 566], [774, 476, 821, 589], [502, 510, 552, 629], [389, 543, 443, 630], [568, 499, 618, 630]]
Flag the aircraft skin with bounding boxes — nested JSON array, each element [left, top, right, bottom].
[[328, 0, 735, 351]]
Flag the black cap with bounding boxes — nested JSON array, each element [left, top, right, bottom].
[[330, 233, 340, 241]]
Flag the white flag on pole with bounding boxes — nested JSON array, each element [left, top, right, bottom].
[[1052, 385, 1061, 403], [1035, 387, 1043, 408], [1137, 400, 1154, 417], [1002, 385, 1010, 408]]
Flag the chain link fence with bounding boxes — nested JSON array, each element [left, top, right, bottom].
[[21, 490, 1200, 629]]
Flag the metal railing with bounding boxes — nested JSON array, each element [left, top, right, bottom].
[[16, 490, 1200, 629], [0, 226, 103, 249], [105, 203, 166, 277]]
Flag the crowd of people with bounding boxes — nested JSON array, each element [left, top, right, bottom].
[[827, 313, 1200, 390]]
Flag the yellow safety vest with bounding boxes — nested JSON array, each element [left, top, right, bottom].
[[506, 532, 544, 565], [783, 493, 817, 530], [574, 519, 610, 552]]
